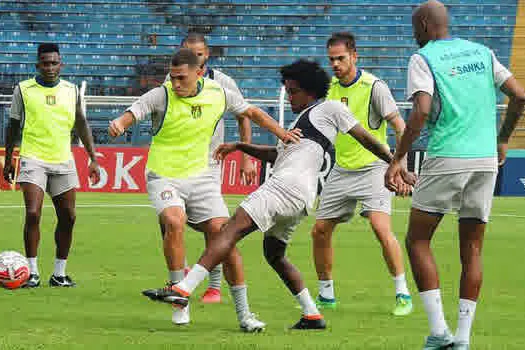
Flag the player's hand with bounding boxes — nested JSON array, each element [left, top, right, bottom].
[[240, 156, 257, 185], [88, 160, 101, 185], [282, 128, 302, 144], [497, 142, 508, 166], [385, 159, 403, 192], [213, 143, 238, 161], [400, 169, 417, 187], [393, 173, 411, 197], [108, 118, 125, 138], [2, 160, 15, 184]]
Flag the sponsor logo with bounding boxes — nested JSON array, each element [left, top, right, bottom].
[[449, 61, 486, 76]]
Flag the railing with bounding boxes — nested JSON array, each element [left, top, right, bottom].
[[0, 93, 512, 149]]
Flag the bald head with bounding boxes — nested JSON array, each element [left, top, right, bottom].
[[412, 0, 450, 47]]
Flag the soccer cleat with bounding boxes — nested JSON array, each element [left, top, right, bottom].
[[23, 274, 40, 288], [290, 315, 326, 330], [316, 295, 337, 310], [451, 343, 469, 350], [393, 294, 413, 316], [49, 275, 76, 287], [142, 282, 189, 306], [171, 304, 190, 325], [200, 287, 221, 304], [422, 331, 455, 349], [239, 313, 266, 333]]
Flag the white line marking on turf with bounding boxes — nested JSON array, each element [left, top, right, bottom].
[[0, 204, 152, 208], [392, 209, 525, 219], [0, 204, 524, 219]]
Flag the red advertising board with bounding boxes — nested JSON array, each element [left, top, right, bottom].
[[0, 147, 261, 195]]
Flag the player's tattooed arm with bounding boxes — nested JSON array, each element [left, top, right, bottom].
[[214, 142, 278, 163], [348, 124, 393, 164]]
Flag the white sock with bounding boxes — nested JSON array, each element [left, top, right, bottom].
[[394, 273, 410, 296], [169, 270, 185, 283], [53, 259, 67, 277], [27, 257, 38, 275], [208, 264, 222, 290], [420, 289, 449, 336], [230, 284, 250, 322], [455, 298, 477, 344], [318, 280, 335, 300], [177, 264, 209, 294], [294, 288, 321, 317]]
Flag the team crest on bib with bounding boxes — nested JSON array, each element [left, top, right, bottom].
[[340, 97, 348, 106], [46, 95, 56, 105], [160, 190, 173, 201], [191, 105, 203, 119]]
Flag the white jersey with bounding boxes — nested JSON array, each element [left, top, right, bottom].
[[270, 100, 358, 210]]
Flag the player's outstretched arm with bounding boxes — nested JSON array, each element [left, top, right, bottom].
[[498, 76, 525, 165], [239, 106, 301, 144], [214, 142, 278, 163], [348, 124, 393, 164], [109, 111, 134, 138]]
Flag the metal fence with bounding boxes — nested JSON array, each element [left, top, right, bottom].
[[0, 94, 510, 150]]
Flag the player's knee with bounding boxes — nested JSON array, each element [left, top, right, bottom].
[[61, 209, 76, 227], [263, 248, 284, 268], [263, 237, 286, 268], [25, 208, 42, 224], [162, 215, 184, 237], [405, 234, 414, 254], [312, 221, 333, 242]]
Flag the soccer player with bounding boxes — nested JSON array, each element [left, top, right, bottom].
[[385, 1, 525, 348], [3, 43, 100, 288], [310, 32, 413, 315], [109, 49, 299, 330], [142, 59, 413, 330], [163, 33, 257, 304]]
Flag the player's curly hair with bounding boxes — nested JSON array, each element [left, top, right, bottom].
[[280, 59, 330, 99]]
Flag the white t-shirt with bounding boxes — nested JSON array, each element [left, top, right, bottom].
[[271, 100, 358, 210], [127, 79, 249, 123], [406, 50, 512, 101]]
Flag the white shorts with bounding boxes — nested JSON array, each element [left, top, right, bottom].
[[316, 164, 393, 222], [240, 178, 307, 244], [412, 171, 497, 223], [17, 157, 78, 197], [147, 167, 229, 224]]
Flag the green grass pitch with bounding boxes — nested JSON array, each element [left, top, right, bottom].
[[1, 192, 524, 349]]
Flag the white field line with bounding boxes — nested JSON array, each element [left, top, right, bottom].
[[0, 204, 524, 219]]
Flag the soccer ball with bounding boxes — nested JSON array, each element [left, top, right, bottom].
[[0, 251, 30, 289]]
